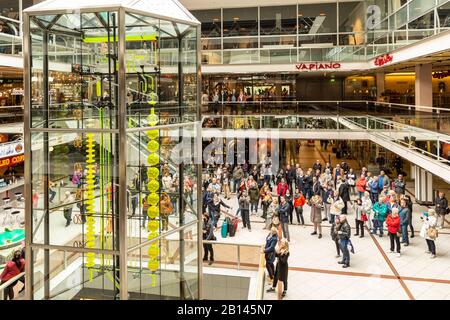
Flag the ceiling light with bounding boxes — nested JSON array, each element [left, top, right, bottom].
[[233, 17, 239, 21], [319, 13, 326, 16]]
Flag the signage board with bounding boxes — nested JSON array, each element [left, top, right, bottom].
[[0, 154, 24, 168], [0, 141, 23, 159], [295, 62, 341, 71], [374, 54, 393, 66]]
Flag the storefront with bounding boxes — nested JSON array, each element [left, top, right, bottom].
[[202, 72, 376, 102], [0, 78, 23, 106]]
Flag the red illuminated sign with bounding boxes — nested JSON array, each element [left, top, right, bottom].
[[0, 154, 24, 168], [374, 54, 393, 66], [295, 62, 341, 71]]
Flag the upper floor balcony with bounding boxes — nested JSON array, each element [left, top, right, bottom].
[[192, 0, 450, 64]]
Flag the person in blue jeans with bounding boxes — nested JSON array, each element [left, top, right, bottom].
[[368, 176, 379, 204], [372, 196, 387, 237], [336, 214, 352, 268], [49, 181, 56, 203], [399, 198, 411, 246]]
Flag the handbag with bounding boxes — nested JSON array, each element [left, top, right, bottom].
[[272, 216, 280, 225], [360, 213, 368, 222], [427, 227, 438, 239]]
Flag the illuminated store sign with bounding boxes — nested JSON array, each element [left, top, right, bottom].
[[12, 88, 24, 96], [72, 64, 92, 74], [295, 62, 341, 71], [374, 54, 393, 66], [0, 154, 24, 168], [0, 141, 23, 159]]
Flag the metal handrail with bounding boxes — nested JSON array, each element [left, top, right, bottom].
[[202, 240, 262, 271], [204, 100, 450, 113], [256, 251, 266, 300], [0, 271, 25, 299]]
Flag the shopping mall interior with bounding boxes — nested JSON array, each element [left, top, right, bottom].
[[0, 0, 449, 301]]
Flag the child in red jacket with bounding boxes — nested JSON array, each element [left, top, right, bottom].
[[386, 208, 401, 257]]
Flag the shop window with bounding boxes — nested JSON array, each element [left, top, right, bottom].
[[223, 7, 258, 37], [298, 3, 337, 35], [191, 9, 221, 38], [259, 5, 296, 36]]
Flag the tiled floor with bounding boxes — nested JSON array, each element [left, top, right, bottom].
[[214, 184, 450, 300]]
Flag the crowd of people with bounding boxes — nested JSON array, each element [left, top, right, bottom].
[[201, 159, 449, 298]]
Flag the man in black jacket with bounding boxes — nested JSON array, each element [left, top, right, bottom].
[[279, 197, 290, 242], [394, 174, 406, 197], [336, 215, 351, 268], [202, 212, 215, 265], [312, 160, 322, 173], [435, 191, 448, 229], [286, 165, 296, 191], [338, 177, 350, 214]]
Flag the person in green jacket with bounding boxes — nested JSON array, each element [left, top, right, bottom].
[[372, 196, 388, 237]]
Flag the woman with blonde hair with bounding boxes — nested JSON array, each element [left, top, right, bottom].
[[266, 238, 289, 298], [420, 209, 438, 258]]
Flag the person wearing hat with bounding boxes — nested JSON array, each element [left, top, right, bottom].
[[62, 191, 75, 227]]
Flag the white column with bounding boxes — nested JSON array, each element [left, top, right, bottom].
[[415, 63, 433, 110], [414, 166, 434, 205], [376, 72, 385, 102]]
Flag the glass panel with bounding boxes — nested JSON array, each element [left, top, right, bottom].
[[127, 223, 198, 300], [259, 5, 297, 36], [202, 50, 222, 64], [299, 34, 337, 46], [339, 1, 366, 45], [260, 49, 297, 63], [202, 38, 221, 50], [223, 37, 258, 49], [409, 0, 436, 22], [437, 2, 450, 30], [260, 35, 296, 49], [298, 3, 337, 34], [191, 9, 221, 38], [30, 12, 119, 129], [31, 132, 119, 250], [223, 50, 259, 64], [395, 5, 408, 29], [1, 0, 20, 20], [30, 248, 120, 300], [223, 7, 258, 37], [409, 10, 435, 30]]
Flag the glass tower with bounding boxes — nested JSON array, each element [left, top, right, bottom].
[[23, 0, 202, 300]]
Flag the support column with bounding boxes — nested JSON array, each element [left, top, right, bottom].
[[412, 165, 434, 205], [376, 72, 385, 102], [415, 63, 433, 109]]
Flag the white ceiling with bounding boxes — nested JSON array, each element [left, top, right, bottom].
[[180, 0, 362, 10]]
